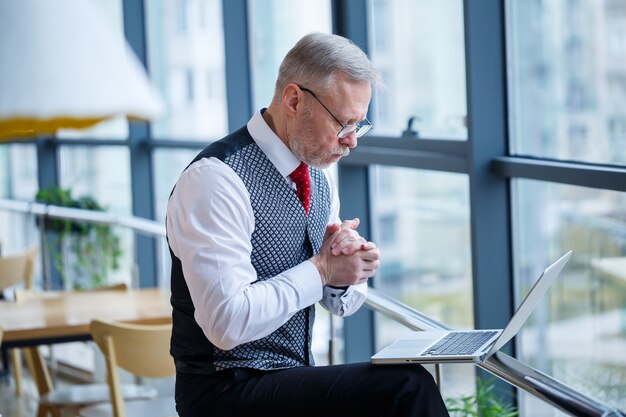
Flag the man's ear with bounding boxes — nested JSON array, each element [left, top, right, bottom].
[[282, 84, 302, 116]]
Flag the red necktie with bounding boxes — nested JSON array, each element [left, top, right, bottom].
[[289, 162, 310, 215]]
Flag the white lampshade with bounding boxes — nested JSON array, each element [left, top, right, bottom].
[[0, 0, 165, 141]]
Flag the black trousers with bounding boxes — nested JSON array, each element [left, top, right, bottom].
[[175, 362, 450, 417]]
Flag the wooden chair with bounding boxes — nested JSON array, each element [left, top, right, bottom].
[[0, 245, 38, 395], [79, 318, 176, 417], [22, 284, 159, 417]]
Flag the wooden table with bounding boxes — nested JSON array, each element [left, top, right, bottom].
[[0, 288, 172, 348]]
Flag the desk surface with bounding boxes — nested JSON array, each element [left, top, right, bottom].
[[0, 288, 172, 347]]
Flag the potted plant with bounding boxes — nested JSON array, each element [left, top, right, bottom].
[[35, 186, 122, 289], [445, 377, 519, 417]]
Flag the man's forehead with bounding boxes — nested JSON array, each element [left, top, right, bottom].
[[328, 82, 371, 120]]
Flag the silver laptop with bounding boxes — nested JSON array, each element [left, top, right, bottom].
[[371, 250, 572, 365]]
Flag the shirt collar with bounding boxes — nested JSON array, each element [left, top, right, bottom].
[[247, 108, 301, 178]]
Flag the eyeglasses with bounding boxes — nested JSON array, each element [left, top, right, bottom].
[[298, 86, 372, 138]]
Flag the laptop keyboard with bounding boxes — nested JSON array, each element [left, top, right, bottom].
[[424, 331, 499, 356]]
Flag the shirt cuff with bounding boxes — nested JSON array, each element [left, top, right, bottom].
[[283, 260, 324, 307], [321, 282, 367, 316]]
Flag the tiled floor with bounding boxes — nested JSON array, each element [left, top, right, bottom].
[[1, 343, 98, 417], [1, 371, 44, 417], [0, 362, 175, 417]]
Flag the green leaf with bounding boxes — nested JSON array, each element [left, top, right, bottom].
[[35, 186, 122, 290], [445, 377, 519, 417]]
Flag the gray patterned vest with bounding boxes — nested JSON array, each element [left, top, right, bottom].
[[169, 126, 330, 374]]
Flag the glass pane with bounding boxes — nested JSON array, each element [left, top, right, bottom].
[[153, 148, 201, 222], [58, 146, 133, 288], [59, 146, 132, 214], [0, 144, 40, 267], [0, 144, 38, 201], [370, 165, 473, 398], [508, 0, 626, 166], [56, 0, 128, 140], [368, 0, 467, 139], [248, 0, 332, 110], [153, 147, 201, 287], [146, 0, 228, 140], [513, 179, 626, 414]]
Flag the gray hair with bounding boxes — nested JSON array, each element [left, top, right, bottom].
[[273, 33, 381, 101]]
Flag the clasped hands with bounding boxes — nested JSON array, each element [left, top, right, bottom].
[[310, 218, 380, 287]]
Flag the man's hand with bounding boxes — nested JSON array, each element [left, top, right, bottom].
[[310, 222, 380, 286], [328, 218, 374, 256]]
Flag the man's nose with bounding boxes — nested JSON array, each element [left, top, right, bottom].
[[339, 132, 358, 148]]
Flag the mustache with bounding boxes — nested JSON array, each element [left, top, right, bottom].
[[337, 146, 350, 157]]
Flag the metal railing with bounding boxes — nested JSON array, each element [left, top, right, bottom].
[[0, 198, 166, 289], [1, 198, 624, 417]]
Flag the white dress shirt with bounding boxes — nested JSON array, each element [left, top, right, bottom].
[[167, 110, 367, 351]]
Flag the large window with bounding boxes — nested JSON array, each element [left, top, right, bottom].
[[0, 144, 38, 201], [508, 0, 626, 165], [153, 148, 200, 286], [0, 144, 39, 257], [145, 0, 228, 140], [370, 165, 473, 397], [59, 146, 134, 287], [508, 0, 626, 414], [513, 179, 626, 413], [59, 147, 132, 215], [368, 0, 467, 138]]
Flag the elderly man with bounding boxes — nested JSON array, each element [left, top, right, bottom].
[[167, 32, 449, 417]]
